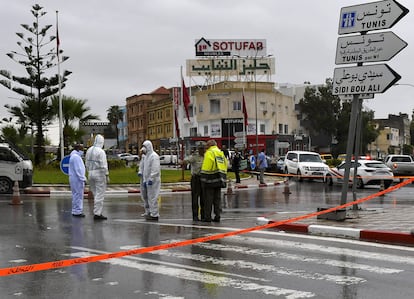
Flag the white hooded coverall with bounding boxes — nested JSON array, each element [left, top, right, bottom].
[[69, 149, 86, 215], [85, 134, 109, 216], [140, 140, 161, 217]]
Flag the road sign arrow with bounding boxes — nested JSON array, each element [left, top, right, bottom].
[[338, 0, 409, 35], [332, 64, 401, 95], [336, 31, 407, 64]]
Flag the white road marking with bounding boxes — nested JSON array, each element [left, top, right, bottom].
[[164, 238, 402, 275], [67, 247, 269, 282], [115, 219, 414, 253], [151, 248, 366, 285], [225, 235, 414, 265], [66, 249, 315, 299]]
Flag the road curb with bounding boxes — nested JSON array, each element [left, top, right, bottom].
[[22, 179, 284, 196], [257, 218, 414, 246]]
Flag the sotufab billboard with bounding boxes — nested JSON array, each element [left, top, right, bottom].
[[195, 37, 267, 57]]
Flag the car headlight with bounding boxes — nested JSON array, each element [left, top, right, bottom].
[[303, 166, 310, 171]]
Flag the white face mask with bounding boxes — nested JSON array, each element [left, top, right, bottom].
[[79, 150, 84, 157]]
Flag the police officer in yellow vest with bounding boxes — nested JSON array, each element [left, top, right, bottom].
[[200, 139, 228, 222]]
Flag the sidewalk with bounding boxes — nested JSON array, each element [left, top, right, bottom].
[[20, 175, 414, 247]]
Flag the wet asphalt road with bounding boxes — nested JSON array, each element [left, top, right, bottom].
[[1, 182, 414, 298]]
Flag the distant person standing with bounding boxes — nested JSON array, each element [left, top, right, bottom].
[[200, 139, 227, 222], [137, 148, 147, 217], [232, 148, 241, 184], [257, 149, 268, 184], [85, 134, 109, 220], [69, 144, 87, 217], [140, 140, 161, 221], [183, 143, 205, 221]]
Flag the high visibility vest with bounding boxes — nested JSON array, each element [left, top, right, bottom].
[[201, 145, 227, 175]]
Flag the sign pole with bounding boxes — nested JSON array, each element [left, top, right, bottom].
[[352, 98, 364, 209], [339, 94, 360, 208]]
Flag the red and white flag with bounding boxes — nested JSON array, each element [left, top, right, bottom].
[[182, 77, 191, 122], [174, 110, 180, 138], [242, 90, 248, 127]]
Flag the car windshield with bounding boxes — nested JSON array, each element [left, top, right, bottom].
[[299, 154, 322, 163]]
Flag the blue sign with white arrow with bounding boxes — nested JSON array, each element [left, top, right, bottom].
[[60, 155, 70, 175]]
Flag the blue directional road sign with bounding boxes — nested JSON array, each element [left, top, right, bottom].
[[60, 155, 70, 175], [250, 155, 256, 170], [338, 0, 409, 35]]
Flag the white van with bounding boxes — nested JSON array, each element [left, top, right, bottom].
[[0, 142, 33, 194]]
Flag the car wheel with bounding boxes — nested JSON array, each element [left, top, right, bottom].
[[297, 170, 303, 182], [356, 177, 364, 189], [325, 174, 333, 186], [0, 177, 13, 194]]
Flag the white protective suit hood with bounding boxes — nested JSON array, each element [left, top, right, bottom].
[[85, 134, 108, 175], [142, 140, 154, 155], [93, 134, 105, 148]]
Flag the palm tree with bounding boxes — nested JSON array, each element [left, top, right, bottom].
[[3, 96, 53, 156], [51, 95, 99, 157], [107, 105, 123, 149]]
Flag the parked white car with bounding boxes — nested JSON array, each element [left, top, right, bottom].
[[117, 153, 140, 162], [159, 154, 178, 165], [325, 160, 394, 189], [284, 151, 329, 182]]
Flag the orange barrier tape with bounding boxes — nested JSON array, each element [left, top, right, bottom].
[[1, 178, 412, 277]]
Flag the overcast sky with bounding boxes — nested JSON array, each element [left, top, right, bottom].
[[1, 0, 413, 145]]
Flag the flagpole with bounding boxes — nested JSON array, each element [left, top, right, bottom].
[[242, 88, 247, 150], [56, 11, 64, 161], [179, 66, 185, 180]]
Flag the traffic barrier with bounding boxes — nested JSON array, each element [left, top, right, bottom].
[[1, 178, 412, 277], [9, 181, 23, 205]]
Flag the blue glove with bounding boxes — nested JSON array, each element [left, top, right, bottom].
[[138, 173, 142, 177], [148, 180, 153, 186], [143, 182, 147, 188]]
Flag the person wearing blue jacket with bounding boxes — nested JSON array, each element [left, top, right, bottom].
[[69, 144, 87, 217]]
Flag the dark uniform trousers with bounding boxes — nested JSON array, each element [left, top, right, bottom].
[[191, 174, 204, 220], [202, 183, 221, 221]]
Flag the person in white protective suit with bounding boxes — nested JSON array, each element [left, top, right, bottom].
[[85, 134, 109, 220], [69, 144, 87, 217], [137, 149, 148, 216], [140, 140, 161, 221]]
